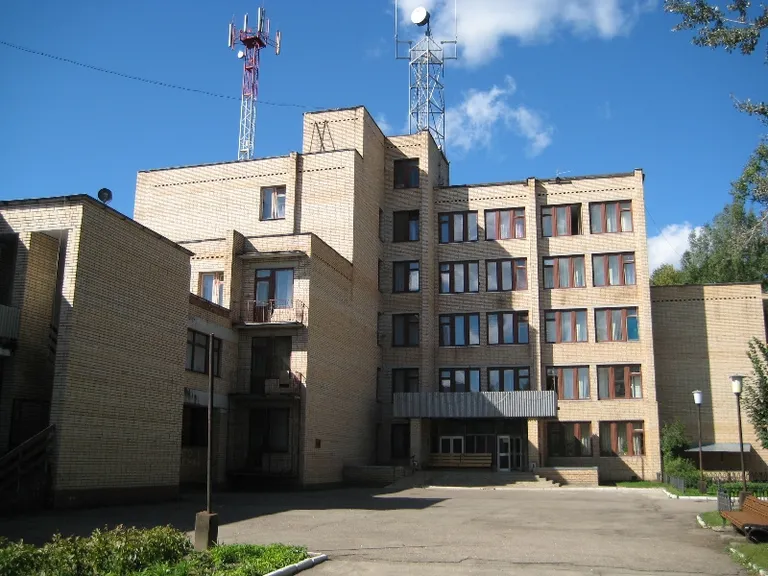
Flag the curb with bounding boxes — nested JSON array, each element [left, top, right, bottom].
[[696, 514, 707, 529], [696, 513, 728, 532], [729, 546, 768, 576], [266, 553, 328, 576], [662, 488, 717, 501]]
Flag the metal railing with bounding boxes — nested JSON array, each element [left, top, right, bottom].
[[0, 425, 55, 514], [657, 472, 768, 511], [243, 299, 306, 325]]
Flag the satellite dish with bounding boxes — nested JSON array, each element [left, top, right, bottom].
[[275, 31, 282, 55], [97, 188, 112, 204], [237, 50, 245, 59], [411, 6, 429, 26]]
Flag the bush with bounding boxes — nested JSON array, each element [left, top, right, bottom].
[[664, 456, 701, 484], [661, 419, 690, 461]]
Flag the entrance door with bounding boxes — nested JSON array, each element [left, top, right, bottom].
[[497, 435, 511, 471], [511, 436, 523, 470], [439, 436, 464, 454]]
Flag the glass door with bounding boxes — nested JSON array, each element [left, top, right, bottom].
[[511, 437, 523, 470], [497, 435, 511, 471]]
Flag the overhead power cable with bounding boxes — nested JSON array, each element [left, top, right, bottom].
[[0, 39, 309, 108]]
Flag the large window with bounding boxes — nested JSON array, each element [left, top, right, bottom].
[[261, 186, 286, 220], [487, 311, 529, 345], [600, 421, 644, 456], [439, 314, 480, 347], [485, 208, 525, 240], [541, 204, 582, 237], [186, 329, 221, 376], [392, 314, 420, 347], [590, 201, 633, 233], [543, 256, 586, 289], [546, 366, 590, 400], [394, 159, 420, 189], [392, 369, 419, 394], [547, 422, 591, 457], [393, 210, 419, 242], [593, 253, 636, 287], [486, 259, 527, 291], [439, 261, 479, 293], [439, 211, 478, 243], [488, 367, 530, 391], [439, 368, 481, 392], [544, 310, 588, 343], [595, 307, 639, 342], [393, 261, 420, 293], [598, 365, 642, 399], [182, 405, 208, 447], [255, 268, 294, 308], [200, 272, 224, 306]]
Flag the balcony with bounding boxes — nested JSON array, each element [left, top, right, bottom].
[[393, 391, 558, 419], [240, 299, 307, 327], [264, 370, 304, 396], [0, 304, 20, 343], [232, 368, 304, 399]]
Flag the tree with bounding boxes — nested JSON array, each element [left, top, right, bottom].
[[743, 338, 768, 449], [651, 264, 686, 286], [665, 1, 768, 232]]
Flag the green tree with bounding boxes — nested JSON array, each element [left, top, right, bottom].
[[650, 264, 686, 286], [743, 338, 768, 449]]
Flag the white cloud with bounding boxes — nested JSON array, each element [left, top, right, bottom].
[[445, 76, 553, 156], [376, 114, 393, 135], [396, 0, 656, 66], [647, 222, 702, 272]]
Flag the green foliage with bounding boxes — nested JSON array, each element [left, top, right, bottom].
[[661, 419, 691, 460], [209, 544, 308, 576], [744, 338, 768, 449], [650, 264, 686, 286], [0, 540, 42, 576], [699, 510, 728, 527], [664, 456, 701, 484]]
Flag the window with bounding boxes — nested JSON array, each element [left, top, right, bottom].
[[182, 405, 208, 447], [546, 366, 590, 400], [393, 261, 420, 293], [541, 204, 582, 237], [547, 422, 592, 457], [261, 186, 286, 220], [439, 314, 480, 347], [391, 423, 411, 459], [485, 208, 525, 240], [465, 435, 494, 454], [487, 312, 529, 345], [255, 268, 294, 308], [439, 368, 481, 392], [488, 367, 530, 391], [590, 201, 633, 233], [543, 256, 586, 289], [598, 365, 642, 399], [393, 210, 419, 242], [392, 369, 419, 394], [595, 307, 639, 342], [439, 211, 478, 243], [544, 310, 588, 343], [186, 329, 221, 376], [200, 272, 224, 306], [600, 421, 644, 456], [592, 253, 636, 287], [392, 314, 419, 347], [394, 158, 420, 188], [439, 261, 479, 293], [486, 259, 527, 291]]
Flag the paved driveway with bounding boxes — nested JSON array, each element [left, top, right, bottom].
[[0, 486, 748, 575]]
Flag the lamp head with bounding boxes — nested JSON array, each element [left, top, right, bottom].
[[731, 374, 745, 396], [692, 390, 703, 405]]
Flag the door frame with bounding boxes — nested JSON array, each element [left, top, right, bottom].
[[497, 435, 511, 472], [510, 436, 523, 471]]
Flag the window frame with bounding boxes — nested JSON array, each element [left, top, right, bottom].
[[393, 210, 419, 242], [597, 365, 643, 399], [484, 208, 526, 240], [543, 309, 588, 343], [542, 255, 586, 289], [199, 271, 225, 306], [545, 366, 590, 400], [592, 253, 636, 287], [186, 329, 222, 377], [392, 260, 420, 293], [392, 368, 419, 395], [589, 201, 634, 234], [260, 186, 287, 221], [439, 313, 481, 347], [439, 261, 479, 294], [392, 313, 420, 347], [600, 421, 645, 456], [541, 204, 582, 237], [254, 268, 294, 308], [595, 307, 640, 342], [487, 311, 529, 345], [487, 367, 531, 391], [438, 211, 479, 244], [547, 422, 592, 457], [486, 259, 527, 292], [439, 368, 481, 393], [393, 158, 420, 189]]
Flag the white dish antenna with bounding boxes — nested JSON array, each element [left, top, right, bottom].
[[411, 6, 429, 26], [257, 7, 264, 33], [237, 50, 245, 59], [243, 13, 249, 31], [275, 30, 282, 55], [228, 22, 234, 48]]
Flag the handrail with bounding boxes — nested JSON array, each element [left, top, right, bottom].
[[0, 424, 55, 469]]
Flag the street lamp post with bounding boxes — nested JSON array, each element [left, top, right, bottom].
[[731, 374, 748, 505], [692, 390, 706, 493]]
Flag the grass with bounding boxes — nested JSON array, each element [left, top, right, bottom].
[[699, 510, 729, 528], [616, 481, 682, 495], [733, 543, 768, 572]]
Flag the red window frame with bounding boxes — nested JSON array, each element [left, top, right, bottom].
[[541, 204, 582, 237], [392, 260, 420, 293], [439, 313, 481, 347], [439, 261, 480, 294], [545, 366, 590, 400], [487, 311, 529, 345], [595, 308, 639, 342], [438, 211, 479, 244], [590, 201, 633, 234], [547, 422, 592, 457], [542, 255, 585, 289], [592, 253, 636, 287], [487, 367, 531, 391], [600, 421, 644, 456], [485, 208, 526, 240], [544, 310, 588, 343], [486, 259, 527, 291], [597, 365, 642, 399]]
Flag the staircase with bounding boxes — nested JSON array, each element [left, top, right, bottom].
[[0, 425, 55, 515], [422, 470, 563, 489]]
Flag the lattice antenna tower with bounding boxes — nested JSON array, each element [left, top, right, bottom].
[[228, 7, 282, 160], [395, 1, 458, 151]]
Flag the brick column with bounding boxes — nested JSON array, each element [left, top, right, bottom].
[[527, 419, 541, 471]]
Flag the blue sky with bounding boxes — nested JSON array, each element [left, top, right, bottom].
[[1, 0, 765, 271]]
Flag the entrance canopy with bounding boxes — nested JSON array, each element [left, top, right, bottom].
[[685, 442, 752, 453]]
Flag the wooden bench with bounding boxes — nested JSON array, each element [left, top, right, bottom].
[[721, 496, 768, 540], [429, 453, 492, 469]]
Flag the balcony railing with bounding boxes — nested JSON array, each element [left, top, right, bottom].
[[242, 299, 307, 326], [0, 304, 20, 342], [393, 391, 558, 419], [264, 370, 304, 396]]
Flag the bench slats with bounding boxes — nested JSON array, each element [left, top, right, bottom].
[[721, 496, 768, 531]]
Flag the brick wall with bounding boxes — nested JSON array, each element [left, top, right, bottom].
[[536, 466, 598, 485]]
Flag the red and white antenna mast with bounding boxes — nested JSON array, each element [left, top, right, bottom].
[[228, 7, 281, 161]]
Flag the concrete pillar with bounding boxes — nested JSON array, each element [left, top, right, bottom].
[[410, 418, 423, 466]]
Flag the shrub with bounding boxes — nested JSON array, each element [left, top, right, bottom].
[[661, 419, 690, 461], [0, 540, 41, 576], [664, 456, 700, 485]]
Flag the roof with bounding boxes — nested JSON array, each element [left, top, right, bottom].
[[0, 194, 193, 256], [652, 281, 764, 289], [439, 169, 640, 190], [685, 443, 753, 453]]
